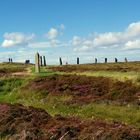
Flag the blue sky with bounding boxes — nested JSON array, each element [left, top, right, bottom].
[[0, 0, 140, 64]]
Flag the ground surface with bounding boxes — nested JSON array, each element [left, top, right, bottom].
[[0, 62, 140, 139], [25, 74, 139, 104], [1, 103, 140, 140]]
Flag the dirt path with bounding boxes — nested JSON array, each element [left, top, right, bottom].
[[11, 67, 32, 76]]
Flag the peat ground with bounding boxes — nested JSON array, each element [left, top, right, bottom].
[[1, 103, 140, 140], [1, 62, 140, 139], [25, 74, 140, 104]]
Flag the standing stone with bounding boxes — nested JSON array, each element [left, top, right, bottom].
[[125, 57, 128, 63], [43, 56, 46, 66], [95, 58, 97, 64], [115, 58, 118, 63], [59, 57, 62, 65], [105, 58, 107, 63], [40, 56, 43, 66], [25, 60, 30, 64], [8, 58, 10, 63], [35, 52, 40, 73], [11, 58, 13, 63], [77, 57, 79, 65]]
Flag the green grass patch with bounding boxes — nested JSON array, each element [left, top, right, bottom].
[[0, 77, 33, 103], [65, 71, 140, 84], [0, 78, 23, 95], [32, 66, 64, 77], [0, 62, 27, 72], [1, 62, 140, 128], [2, 89, 140, 128]]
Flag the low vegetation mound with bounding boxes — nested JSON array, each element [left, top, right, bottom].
[[49, 62, 140, 72], [25, 75, 140, 104], [0, 103, 140, 140], [0, 63, 27, 77], [0, 69, 7, 77], [0, 103, 51, 139]]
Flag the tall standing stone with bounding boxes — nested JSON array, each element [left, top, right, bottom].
[[77, 57, 79, 65], [43, 56, 46, 66], [115, 58, 118, 63], [125, 57, 128, 63], [40, 56, 43, 66], [59, 57, 62, 65], [35, 52, 40, 73], [25, 60, 30, 64], [95, 58, 97, 64], [105, 58, 107, 63]]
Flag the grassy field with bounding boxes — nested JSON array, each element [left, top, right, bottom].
[[48, 62, 140, 84], [1, 87, 140, 128], [0, 62, 27, 72], [70, 71, 140, 84], [1, 62, 140, 129], [0, 62, 140, 140]]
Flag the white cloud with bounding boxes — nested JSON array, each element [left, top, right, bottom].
[[1, 30, 66, 49], [1, 21, 140, 63], [46, 28, 58, 40], [125, 22, 140, 38], [28, 39, 67, 48], [2, 40, 15, 47], [28, 42, 50, 48], [71, 36, 82, 46], [74, 45, 91, 52], [1, 32, 35, 47], [123, 40, 140, 50], [93, 32, 120, 47], [83, 40, 93, 48], [72, 21, 140, 52]]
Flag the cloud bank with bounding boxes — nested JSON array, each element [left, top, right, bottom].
[[2, 32, 35, 47], [72, 22, 140, 52], [1, 22, 140, 64]]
